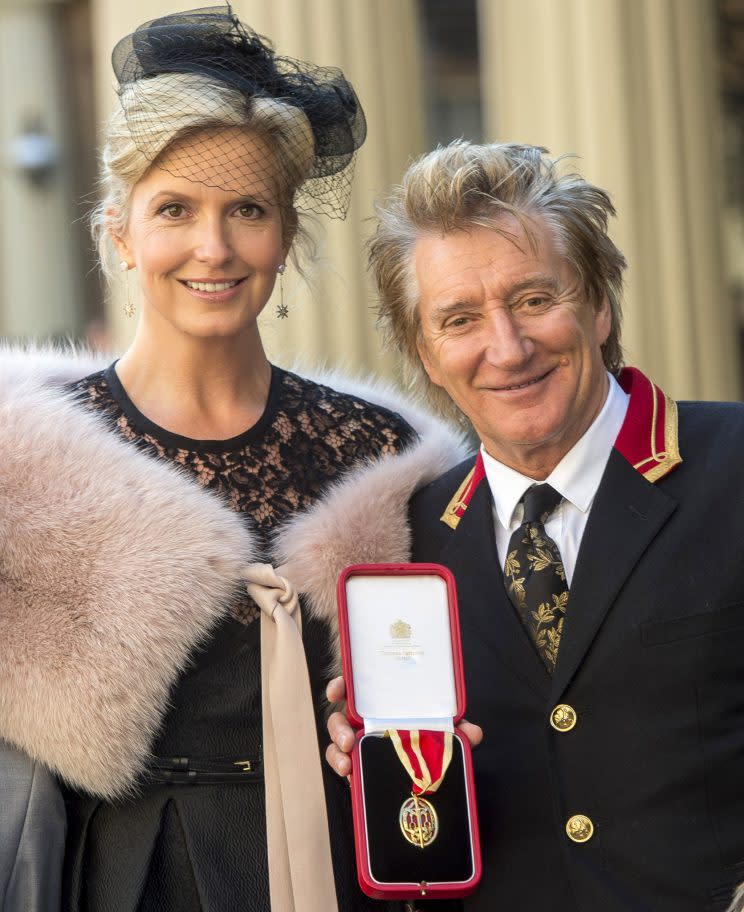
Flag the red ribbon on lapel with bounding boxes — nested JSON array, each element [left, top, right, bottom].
[[440, 452, 486, 530]]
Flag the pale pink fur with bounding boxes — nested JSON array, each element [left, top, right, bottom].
[[0, 347, 256, 797]]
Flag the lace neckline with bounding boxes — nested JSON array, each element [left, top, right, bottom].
[[103, 362, 282, 453]]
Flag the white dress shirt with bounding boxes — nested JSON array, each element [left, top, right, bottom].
[[481, 373, 630, 586]]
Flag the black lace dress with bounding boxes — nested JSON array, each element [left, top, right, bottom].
[[62, 363, 415, 912]]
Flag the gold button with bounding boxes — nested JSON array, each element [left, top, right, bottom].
[[566, 814, 594, 843], [550, 704, 577, 732]]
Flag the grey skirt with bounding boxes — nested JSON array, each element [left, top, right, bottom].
[[0, 742, 65, 912]]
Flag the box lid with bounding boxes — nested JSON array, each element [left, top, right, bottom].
[[337, 564, 466, 731]]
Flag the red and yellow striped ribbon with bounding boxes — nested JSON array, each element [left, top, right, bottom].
[[387, 729, 453, 795]]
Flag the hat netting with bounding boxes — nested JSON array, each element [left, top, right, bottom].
[[111, 4, 367, 219]]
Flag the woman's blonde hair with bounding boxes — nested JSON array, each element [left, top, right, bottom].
[[91, 72, 317, 285], [369, 140, 627, 416]]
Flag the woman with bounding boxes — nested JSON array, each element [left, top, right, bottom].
[[0, 7, 459, 912]]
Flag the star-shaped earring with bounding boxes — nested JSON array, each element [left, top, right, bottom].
[[276, 263, 288, 318]]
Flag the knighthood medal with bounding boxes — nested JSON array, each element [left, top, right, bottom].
[[387, 728, 454, 849]]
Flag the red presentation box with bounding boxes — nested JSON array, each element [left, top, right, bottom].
[[337, 563, 482, 902]]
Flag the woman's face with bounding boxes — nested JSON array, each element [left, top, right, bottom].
[[113, 128, 287, 340]]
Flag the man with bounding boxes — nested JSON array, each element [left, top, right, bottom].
[[325, 141, 744, 911]]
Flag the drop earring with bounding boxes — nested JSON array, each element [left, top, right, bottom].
[[120, 261, 135, 318], [275, 263, 288, 318]]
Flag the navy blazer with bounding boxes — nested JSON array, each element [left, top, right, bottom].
[[410, 394, 744, 912]]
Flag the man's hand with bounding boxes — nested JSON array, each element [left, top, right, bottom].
[[325, 676, 484, 777]]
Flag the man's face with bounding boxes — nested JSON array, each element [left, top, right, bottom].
[[415, 216, 611, 476]]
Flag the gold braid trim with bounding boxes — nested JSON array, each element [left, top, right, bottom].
[[632, 391, 683, 483], [440, 467, 476, 530]]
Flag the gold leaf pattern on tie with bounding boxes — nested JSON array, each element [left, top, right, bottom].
[[503, 485, 569, 673], [504, 550, 521, 578], [532, 602, 558, 626], [527, 543, 560, 573], [509, 577, 526, 602]]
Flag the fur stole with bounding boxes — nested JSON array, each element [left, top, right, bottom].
[[0, 348, 469, 797]]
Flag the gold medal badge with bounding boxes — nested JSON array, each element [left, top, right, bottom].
[[399, 794, 439, 848], [387, 729, 453, 849]]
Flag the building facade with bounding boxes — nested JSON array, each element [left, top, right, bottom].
[[0, 0, 740, 402]]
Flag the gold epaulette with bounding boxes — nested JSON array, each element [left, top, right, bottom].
[[615, 367, 682, 483], [440, 454, 486, 529]]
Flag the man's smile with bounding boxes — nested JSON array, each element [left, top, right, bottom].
[[488, 366, 556, 393]]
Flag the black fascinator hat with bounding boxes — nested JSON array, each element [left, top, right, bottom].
[[111, 5, 367, 218]]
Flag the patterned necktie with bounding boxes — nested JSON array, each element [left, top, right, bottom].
[[503, 484, 568, 673]]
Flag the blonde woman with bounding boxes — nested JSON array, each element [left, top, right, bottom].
[[0, 7, 424, 912]]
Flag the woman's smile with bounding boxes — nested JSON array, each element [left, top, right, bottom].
[[178, 276, 248, 301]]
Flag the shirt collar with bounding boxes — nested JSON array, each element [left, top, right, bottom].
[[482, 372, 630, 530]]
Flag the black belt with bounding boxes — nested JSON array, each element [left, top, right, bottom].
[[147, 756, 264, 785]]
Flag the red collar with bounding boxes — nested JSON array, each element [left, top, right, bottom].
[[613, 367, 682, 483], [440, 367, 682, 529]]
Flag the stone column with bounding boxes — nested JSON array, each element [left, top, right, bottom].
[[93, 0, 427, 378], [478, 0, 738, 400], [0, 0, 83, 341]]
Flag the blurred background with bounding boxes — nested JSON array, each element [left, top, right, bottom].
[[1, 0, 743, 402]]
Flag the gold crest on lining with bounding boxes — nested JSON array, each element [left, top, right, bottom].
[[390, 619, 412, 640]]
